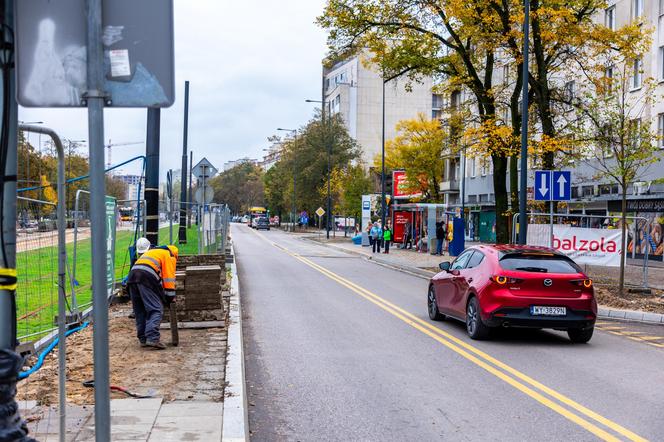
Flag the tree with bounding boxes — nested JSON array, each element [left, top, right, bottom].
[[264, 112, 361, 224], [105, 175, 128, 201], [377, 113, 447, 202], [570, 60, 660, 296], [319, 0, 518, 242], [208, 162, 265, 215], [318, 163, 372, 222]]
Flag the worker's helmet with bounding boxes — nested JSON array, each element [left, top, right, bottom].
[[136, 237, 151, 254], [167, 245, 179, 259]]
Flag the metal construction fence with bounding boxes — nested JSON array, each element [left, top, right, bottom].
[[512, 212, 651, 287]]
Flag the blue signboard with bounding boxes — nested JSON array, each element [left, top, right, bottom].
[[534, 170, 552, 201], [552, 171, 571, 201], [534, 170, 572, 201]]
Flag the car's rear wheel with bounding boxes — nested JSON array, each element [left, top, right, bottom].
[[466, 296, 491, 340], [428, 286, 445, 321], [567, 327, 594, 343]]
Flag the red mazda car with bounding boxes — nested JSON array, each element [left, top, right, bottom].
[[428, 245, 597, 343]]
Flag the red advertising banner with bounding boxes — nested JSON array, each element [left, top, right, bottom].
[[392, 170, 421, 199], [393, 211, 413, 243]]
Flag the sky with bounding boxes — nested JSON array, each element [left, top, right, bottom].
[[18, 0, 329, 179]]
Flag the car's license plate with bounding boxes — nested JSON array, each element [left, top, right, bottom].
[[530, 306, 567, 316]]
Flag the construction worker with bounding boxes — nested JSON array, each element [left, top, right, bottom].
[[126, 238, 178, 349]]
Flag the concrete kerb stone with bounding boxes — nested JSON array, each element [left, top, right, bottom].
[[221, 241, 249, 442], [303, 237, 664, 327]]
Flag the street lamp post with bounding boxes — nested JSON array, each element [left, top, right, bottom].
[[518, 0, 530, 244], [305, 96, 331, 238], [381, 69, 412, 231]]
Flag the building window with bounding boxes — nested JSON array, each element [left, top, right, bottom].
[[563, 80, 575, 101], [470, 157, 476, 177], [632, 0, 643, 19], [606, 6, 616, 30], [629, 118, 641, 148], [502, 65, 509, 85], [571, 186, 579, 199], [479, 194, 488, 203], [451, 91, 461, 110], [660, 0, 664, 16], [658, 114, 664, 148], [468, 195, 477, 204], [632, 58, 642, 89], [480, 158, 487, 176], [660, 48, 664, 81], [582, 186, 594, 197]]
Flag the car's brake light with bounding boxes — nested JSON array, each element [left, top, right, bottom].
[[570, 279, 593, 288], [492, 275, 523, 285]]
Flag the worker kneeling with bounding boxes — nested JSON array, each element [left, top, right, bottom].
[[127, 238, 178, 350]]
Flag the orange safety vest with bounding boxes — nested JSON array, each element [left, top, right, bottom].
[[134, 245, 179, 294]]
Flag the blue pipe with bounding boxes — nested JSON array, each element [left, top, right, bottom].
[[18, 321, 90, 380]]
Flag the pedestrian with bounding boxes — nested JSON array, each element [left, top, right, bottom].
[[435, 219, 447, 255], [402, 220, 412, 249], [383, 220, 393, 254], [370, 221, 383, 253], [126, 239, 179, 350], [366, 222, 374, 248]]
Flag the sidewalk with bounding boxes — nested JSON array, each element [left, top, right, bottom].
[[25, 398, 223, 441]]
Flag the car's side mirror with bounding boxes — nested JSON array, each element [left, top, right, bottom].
[[439, 262, 451, 272]]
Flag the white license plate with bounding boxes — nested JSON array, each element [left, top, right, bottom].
[[530, 306, 567, 316]]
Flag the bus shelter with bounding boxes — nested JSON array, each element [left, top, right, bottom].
[[392, 203, 460, 253]]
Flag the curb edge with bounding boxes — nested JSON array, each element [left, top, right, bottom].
[[221, 241, 249, 442]]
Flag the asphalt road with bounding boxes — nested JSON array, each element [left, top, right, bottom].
[[234, 224, 664, 441]]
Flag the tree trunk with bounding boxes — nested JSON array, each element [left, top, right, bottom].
[[509, 156, 519, 212], [492, 154, 509, 243], [619, 183, 627, 297]]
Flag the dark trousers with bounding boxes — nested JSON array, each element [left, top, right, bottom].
[[384, 240, 390, 253], [128, 282, 164, 343], [402, 235, 412, 249], [372, 238, 382, 253], [436, 238, 444, 255]]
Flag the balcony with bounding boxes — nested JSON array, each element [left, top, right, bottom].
[[440, 180, 460, 193]]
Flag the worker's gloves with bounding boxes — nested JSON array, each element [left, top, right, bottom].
[[164, 290, 176, 306]]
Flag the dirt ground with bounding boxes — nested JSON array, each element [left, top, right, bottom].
[[594, 286, 664, 314], [17, 303, 228, 406]]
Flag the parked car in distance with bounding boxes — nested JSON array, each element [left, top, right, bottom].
[[255, 217, 270, 230], [428, 245, 596, 343], [240, 215, 249, 224]]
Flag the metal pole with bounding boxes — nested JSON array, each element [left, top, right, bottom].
[[178, 81, 189, 243], [381, 79, 386, 231], [518, 0, 530, 245], [323, 68, 331, 239], [188, 150, 193, 227], [0, 2, 30, 435], [145, 108, 160, 246], [85, 0, 111, 439], [461, 145, 466, 237], [549, 200, 554, 247], [168, 169, 173, 244], [292, 165, 296, 233]]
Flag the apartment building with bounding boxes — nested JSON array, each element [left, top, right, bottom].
[[440, 0, 664, 244], [322, 54, 436, 166]]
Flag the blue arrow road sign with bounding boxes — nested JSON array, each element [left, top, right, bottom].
[[534, 170, 552, 201], [552, 171, 572, 201]]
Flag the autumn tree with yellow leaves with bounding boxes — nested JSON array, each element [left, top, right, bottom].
[[319, 0, 648, 243]]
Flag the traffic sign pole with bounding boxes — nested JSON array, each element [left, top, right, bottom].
[[85, 0, 111, 439]]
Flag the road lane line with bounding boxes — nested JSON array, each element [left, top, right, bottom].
[[248, 230, 647, 442], [633, 336, 664, 341]]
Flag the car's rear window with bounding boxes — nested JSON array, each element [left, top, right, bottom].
[[499, 254, 582, 274]]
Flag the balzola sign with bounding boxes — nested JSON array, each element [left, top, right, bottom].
[[607, 199, 664, 213]]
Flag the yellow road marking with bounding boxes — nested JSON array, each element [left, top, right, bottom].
[[249, 228, 648, 442], [616, 331, 644, 336], [650, 342, 664, 348], [599, 326, 626, 331], [633, 336, 664, 341]]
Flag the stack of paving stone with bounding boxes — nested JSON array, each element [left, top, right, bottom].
[[170, 265, 224, 322]]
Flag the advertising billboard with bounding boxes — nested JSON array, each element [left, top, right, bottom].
[[392, 171, 421, 200]]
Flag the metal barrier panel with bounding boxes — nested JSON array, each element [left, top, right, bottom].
[[513, 212, 650, 287]]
